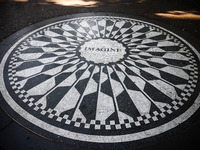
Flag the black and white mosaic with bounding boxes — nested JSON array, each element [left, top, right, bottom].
[[0, 13, 200, 148]]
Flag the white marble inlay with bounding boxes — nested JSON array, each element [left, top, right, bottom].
[[80, 39, 126, 64]]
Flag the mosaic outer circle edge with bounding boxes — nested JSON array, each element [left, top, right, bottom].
[[0, 12, 200, 149]]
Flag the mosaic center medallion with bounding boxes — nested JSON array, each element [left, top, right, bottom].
[[0, 13, 200, 148], [79, 39, 126, 64]]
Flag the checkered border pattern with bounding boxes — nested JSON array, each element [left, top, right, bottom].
[[7, 22, 199, 130]]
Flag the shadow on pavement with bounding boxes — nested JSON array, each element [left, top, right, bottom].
[[0, 0, 200, 42]]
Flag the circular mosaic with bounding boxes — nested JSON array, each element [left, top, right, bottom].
[[0, 13, 200, 148]]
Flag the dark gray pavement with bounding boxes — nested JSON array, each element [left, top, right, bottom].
[[0, 0, 200, 150], [0, 0, 200, 42]]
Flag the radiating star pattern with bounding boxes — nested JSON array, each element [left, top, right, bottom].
[[7, 16, 199, 131]]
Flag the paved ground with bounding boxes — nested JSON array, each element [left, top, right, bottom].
[[0, 0, 200, 42], [0, 0, 200, 150]]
